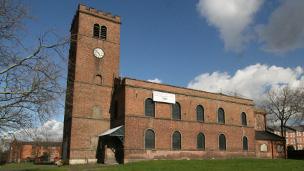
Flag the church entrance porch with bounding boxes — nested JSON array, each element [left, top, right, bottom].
[[97, 126, 124, 164]]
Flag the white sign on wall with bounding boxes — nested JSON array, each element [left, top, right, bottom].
[[260, 144, 268, 152], [153, 91, 176, 104]]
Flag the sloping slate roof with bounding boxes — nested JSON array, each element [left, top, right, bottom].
[[286, 125, 304, 132], [99, 125, 124, 137], [255, 131, 285, 141], [268, 125, 304, 133], [293, 126, 304, 132]]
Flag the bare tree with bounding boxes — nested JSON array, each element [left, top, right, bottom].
[[263, 86, 304, 137], [0, 0, 68, 134]]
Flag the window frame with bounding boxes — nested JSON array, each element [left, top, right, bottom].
[[144, 129, 155, 150], [218, 108, 225, 124], [100, 25, 107, 40], [219, 134, 226, 151], [197, 132, 205, 150], [93, 24, 100, 38], [196, 105, 204, 122], [172, 102, 181, 120], [243, 136, 248, 151], [93, 24, 107, 40], [144, 98, 155, 117], [241, 112, 247, 126], [172, 131, 181, 150]]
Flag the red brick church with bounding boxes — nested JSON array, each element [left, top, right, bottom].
[[62, 4, 285, 164]]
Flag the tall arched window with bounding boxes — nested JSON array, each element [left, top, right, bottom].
[[93, 24, 100, 38], [219, 134, 226, 151], [172, 102, 181, 120], [241, 112, 247, 126], [196, 105, 204, 122], [145, 129, 155, 149], [145, 98, 155, 117], [172, 131, 181, 150], [100, 26, 107, 40], [218, 108, 225, 124], [197, 133, 205, 150], [243, 136, 248, 151]]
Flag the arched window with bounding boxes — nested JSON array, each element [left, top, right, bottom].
[[145, 129, 155, 149], [172, 102, 181, 120], [197, 133, 205, 150], [100, 26, 107, 40], [93, 24, 100, 38], [172, 131, 181, 150], [196, 105, 204, 122], [241, 112, 247, 126], [243, 136, 248, 151], [218, 108, 225, 124], [94, 75, 102, 85], [145, 98, 155, 117], [219, 134, 226, 151]]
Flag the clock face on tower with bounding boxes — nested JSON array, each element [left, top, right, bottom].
[[93, 48, 104, 59]]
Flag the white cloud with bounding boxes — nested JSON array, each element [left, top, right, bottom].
[[40, 120, 63, 139], [14, 120, 63, 142], [147, 78, 162, 83], [197, 0, 263, 52], [257, 0, 304, 53], [187, 64, 304, 103]]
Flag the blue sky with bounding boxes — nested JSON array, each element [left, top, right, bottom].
[[22, 0, 304, 122]]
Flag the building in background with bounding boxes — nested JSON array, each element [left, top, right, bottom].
[[62, 4, 286, 164], [276, 126, 304, 150], [9, 140, 61, 163]]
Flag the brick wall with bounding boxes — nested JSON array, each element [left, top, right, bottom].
[[255, 140, 285, 159], [254, 109, 266, 131], [62, 4, 121, 164], [9, 141, 61, 162], [123, 78, 256, 162]]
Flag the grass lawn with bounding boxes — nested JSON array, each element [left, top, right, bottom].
[[0, 159, 303, 171]]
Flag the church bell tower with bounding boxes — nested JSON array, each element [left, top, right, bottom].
[[62, 4, 121, 164]]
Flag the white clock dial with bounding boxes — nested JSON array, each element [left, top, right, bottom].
[[93, 48, 104, 59]]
